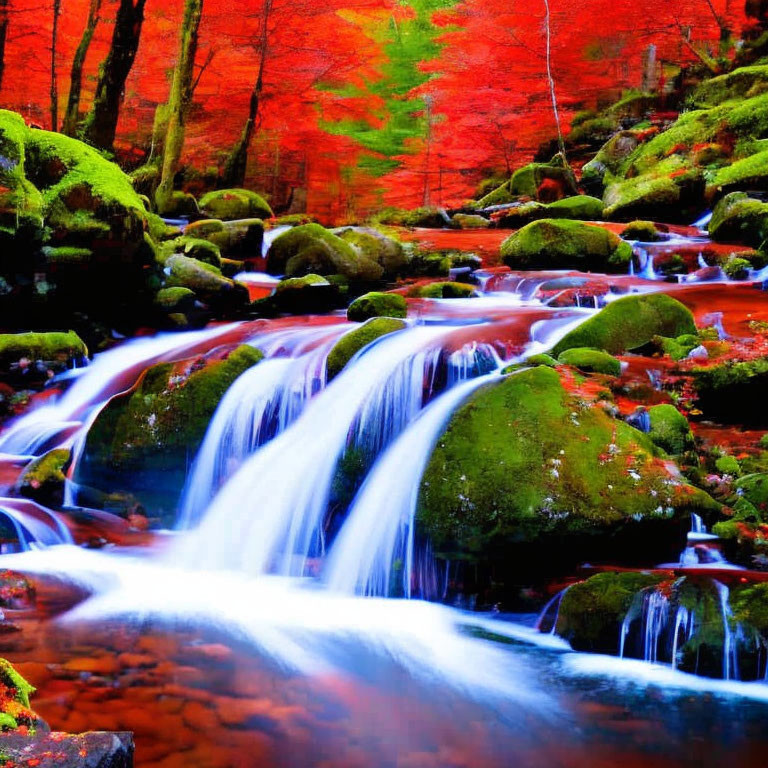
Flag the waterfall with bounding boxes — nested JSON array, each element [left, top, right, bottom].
[[177, 326, 344, 529], [0, 324, 241, 457], [324, 373, 496, 597], [714, 580, 740, 681], [535, 585, 571, 635], [173, 324, 462, 576], [643, 590, 670, 663], [0, 499, 73, 551]]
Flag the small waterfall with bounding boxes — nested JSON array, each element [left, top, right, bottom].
[[692, 211, 713, 230], [535, 585, 571, 635], [677, 512, 740, 569], [0, 324, 240, 456], [635, 247, 657, 280], [643, 590, 670, 663], [0, 499, 73, 552], [262, 225, 292, 259], [173, 325, 461, 576], [714, 580, 739, 680], [177, 326, 344, 529], [324, 373, 496, 598]]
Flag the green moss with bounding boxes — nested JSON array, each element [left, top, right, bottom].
[[735, 473, 768, 508], [0, 331, 87, 367], [156, 190, 198, 217], [709, 150, 768, 196], [647, 404, 695, 456], [708, 192, 768, 249], [732, 583, 768, 635], [165, 255, 240, 297], [335, 226, 406, 277], [723, 256, 752, 279], [42, 246, 94, 264], [267, 223, 383, 282], [154, 286, 196, 311], [475, 181, 517, 208], [525, 353, 558, 367], [567, 117, 619, 147], [417, 366, 715, 554], [375, 207, 448, 228], [691, 356, 768, 423], [199, 188, 273, 220], [556, 571, 665, 652], [184, 219, 225, 239], [347, 291, 407, 321], [653, 333, 700, 361], [206, 218, 264, 257], [452, 213, 490, 229], [161, 236, 222, 268], [500, 219, 632, 272], [603, 169, 701, 221], [557, 348, 621, 376], [620, 220, 661, 241], [581, 131, 642, 188], [326, 318, 407, 380], [0, 658, 34, 709], [509, 162, 577, 200], [692, 65, 768, 107], [15, 448, 70, 502], [408, 282, 478, 299], [715, 455, 742, 476], [546, 195, 604, 220], [551, 293, 696, 356]]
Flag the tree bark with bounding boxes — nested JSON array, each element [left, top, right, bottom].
[[82, 0, 147, 151], [50, 0, 61, 131], [543, 0, 567, 163], [221, 0, 271, 188], [155, 0, 204, 213], [62, 0, 103, 136]]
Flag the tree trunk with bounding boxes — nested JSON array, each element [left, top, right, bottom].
[[62, 0, 103, 136], [0, 0, 9, 93], [155, 0, 204, 213], [543, 0, 567, 163], [82, 0, 147, 151], [50, 0, 61, 131], [221, 0, 271, 188]]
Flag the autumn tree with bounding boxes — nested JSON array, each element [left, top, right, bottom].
[[155, 0, 205, 213], [0, 0, 9, 91], [81, 0, 147, 150], [62, 0, 102, 136]]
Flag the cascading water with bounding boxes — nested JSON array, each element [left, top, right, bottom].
[[0, 499, 73, 551], [324, 373, 497, 597], [177, 325, 346, 529], [715, 580, 740, 681]]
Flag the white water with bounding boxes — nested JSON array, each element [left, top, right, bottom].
[[715, 580, 740, 681], [325, 373, 497, 597], [0, 500, 73, 551]]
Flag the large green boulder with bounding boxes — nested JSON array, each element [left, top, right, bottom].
[[408, 282, 478, 299], [165, 255, 248, 306], [551, 293, 696, 356], [692, 65, 768, 107], [334, 226, 406, 277], [326, 318, 407, 380], [708, 192, 768, 249], [0, 331, 87, 370], [581, 131, 642, 190], [690, 356, 768, 425], [452, 213, 490, 229], [15, 448, 70, 505], [546, 195, 604, 220], [160, 236, 222, 268], [76, 345, 263, 520], [272, 274, 339, 314], [709, 150, 768, 198], [647, 404, 695, 456], [199, 189, 273, 221], [508, 161, 578, 201], [500, 219, 632, 272], [267, 223, 384, 282], [347, 292, 407, 322], [417, 367, 716, 574], [557, 347, 621, 376]]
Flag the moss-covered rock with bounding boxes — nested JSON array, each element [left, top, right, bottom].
[[407, 282, 478, 299], [334, 226, 406, 277], [326, 318, 407, 380], [709, 149, 768, 198], [14, 448, 70, 504], [272, 274, 339, 314], [708, 192, 768, 249], [500, 219, 632, 272], [165, 254, 247, 306], [452, 213, 490, 229], [475, 181, 517, 208], [555, 571, 666, 653], [417, 367, 716, 569], [0, 658, 43, 732], [376, 207, 448, 228], [205, 218, 264, 258], [153, 286, 196, 312], [156, 190, 198, 217], [692, 65, 768, 107], [551, 293, 696, 356], [652, 332, 700, 361], [581, 131, 642, 190], [184, 219, 225, 239], [267, 223, 384, 282], [161, 236, 222, 268], [76, 345, 263, 520], [691, 356, 768, 425], [347, 292, 407, 322], [0, 331, 87, 371], [557, 347, 621, 376], [199, 188, 273, 221], [508, 161, 578, 201], [620, 220, 662, 241], [647, 404, 695, 456], [546, 195, 604, 220]]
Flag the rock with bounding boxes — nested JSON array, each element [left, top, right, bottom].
[[500, 219, 633, 272], [723, 255, 753, 279], [156, 190, 198, 217], [603, 169, 705, 222], [165, 255, 248, 307], [708, 150, 768, 198], [376, 207, 449, 228], [267, 223, 384, 282], [545, 195, 604, 220], [556, 347, 621, 376], [523, 353, 558, 368], [161, 236, 222, 268], [407, 282, 478, 299], [76, 345, 263, 520], [0, 732, 134, 767], [508, 161, 578, 201], [619, 220, 663, 241], [15, 448, 70, 504], [0, 331, 87, 376], [153, 287, 196, 313], [647, 404, 695, 456], [581, 131, 642, 190], [206, 218, 264, 258], [692, 65, 768, 107], [691, 356, 768, 425], [551, 293, 696, 356], [199, 188, 273, 220], [651, 332, 700, 361], [182, 219, 225, 239], [452, 213, 490, 229], [417, 367, 717, 577], [334, 226, 406, 277], [708, 192, 768, 249], [326, 318, 407, 380], [0, 657, 46, 732], [347, 292, 407, 322], [272, 274, 339, 314]]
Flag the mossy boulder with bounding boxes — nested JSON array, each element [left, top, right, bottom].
[[500, 219, 633, 272], [76, 345, 263, 520], [376, 207, 448, 228], [735, 473, 768, 509], [0, 331, 87, 373], [165, 255, 248, 306], [0, 658, 43, 732], [557, 348, 621, 376], [417, 367, 716, 574], [652, 332, 700, 361], [267, 224, 384, 282], [334, 226, 406, 277], [408, 282, 478, 299], [620, 220, 662, 241], [156, 190, 198, 217], [452, 213, 490, 229], [555, 571, 666, 653], [199, 189, 273, 221], [475, 181, 517, 208], [647, 404, 695, 456], [161, 236, 222, 268], [272, 274, 339, 314], [153, 286, 196, 312], [708, 149, 768, 198], [347, 292, 407, 322], [691, 356, 768, 425], [184, 219, 225, 239], [551, 293, 696, 356], [14, 448, 70, 504], [692, 65, 768, 107], [708, 192, 768, 249], [581, 131, 642, 190], [508, 162, 578, 201], [205, 218, 264, 258], [326, 318, 407, 380], [546, 195, 604, 220]]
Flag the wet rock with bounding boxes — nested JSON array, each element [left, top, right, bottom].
[[452, 213, 490, 229], [0, 732, 134, 767], [690, 356, 768, 425], [0, 332, 87, 385], [347, 291, 407, 321], [619, 220, 664, 241], [708, 192, 768, 249], [333, 226, 407, 278], [691, 64, 768, 107], [199, 189, 273, 221], [326, 318, 407, 380], [556, 347, 621, 376], [500, 219, 632, 272], [272, 274, 340, 314], [14, 448, 70, 505], [165, 255, 248, 308], [406, 281, 478, 299], [647, 404, 695, 457]]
